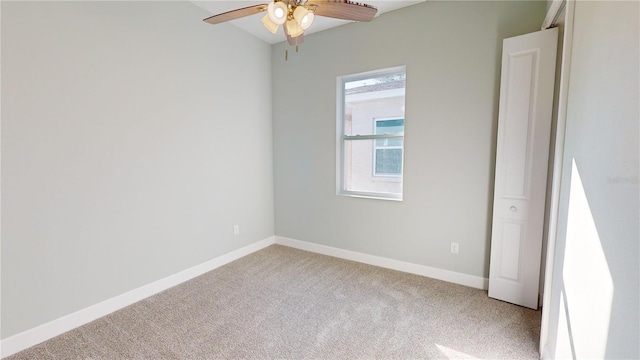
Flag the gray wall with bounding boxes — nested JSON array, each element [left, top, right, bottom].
[[272, 1, 546, 278], [1, 1, 274, 338], [545, 1, 639, 358]]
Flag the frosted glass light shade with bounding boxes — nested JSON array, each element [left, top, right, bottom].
[[293, 6, 314, 30], [267, 1, 288, 25], [284, 18, 303, 37], [261, 14, 279, 34]]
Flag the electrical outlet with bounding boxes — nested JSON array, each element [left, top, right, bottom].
[[450, 242, 459, 254], [233, 225, 240, 235]]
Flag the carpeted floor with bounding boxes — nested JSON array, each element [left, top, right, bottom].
[[7, 245, 541, 359]]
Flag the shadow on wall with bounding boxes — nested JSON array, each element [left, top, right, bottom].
[[550, 158, 639, 359]]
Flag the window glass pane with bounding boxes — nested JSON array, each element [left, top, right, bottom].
[[375, 149, 403, 175], [344, 139, 402, 195], [343, 73, 406, 136]]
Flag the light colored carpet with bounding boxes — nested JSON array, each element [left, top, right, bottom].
[[7, 245, 541, 359]]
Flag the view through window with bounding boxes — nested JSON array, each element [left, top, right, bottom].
[[337, 66, 406, 200]]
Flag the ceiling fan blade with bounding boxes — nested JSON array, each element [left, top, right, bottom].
[[203, 4, 268, 25], [286, 32, 304, 46], [308, 0, 377, 22]]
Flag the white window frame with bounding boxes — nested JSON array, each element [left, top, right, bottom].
[[336, 65, 406, 201]]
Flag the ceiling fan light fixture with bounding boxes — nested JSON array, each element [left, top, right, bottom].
[[261, 14, 279, 34], [293, 6, 314, 30], [203, 1, 378, 50], [267, 1, 288, 25], [284, 18, 303, 37]]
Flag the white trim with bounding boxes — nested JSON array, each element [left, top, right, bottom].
[[0, 1, 3, 356], [337, 191, 403, 201], [540, 0, 575, 355], [0, 236, 276, 359], [336, 75, 346, 196], [275, 236, 489, 290], [541, 345, 553, 360], [542, 0, 566, 30]]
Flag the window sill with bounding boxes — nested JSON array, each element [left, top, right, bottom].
[[338, 191, 403, 202]]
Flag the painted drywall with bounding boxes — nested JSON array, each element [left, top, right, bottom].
[[1, 1, 273, 338], [272, 1, 547, 278], [544, 1, 639, 358]]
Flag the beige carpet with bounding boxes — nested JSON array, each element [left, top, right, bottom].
[[7, 245, 541, 359]]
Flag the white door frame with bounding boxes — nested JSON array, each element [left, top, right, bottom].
[[539, 0, 576, 357]]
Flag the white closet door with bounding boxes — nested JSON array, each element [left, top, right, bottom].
[[488, 28, 558, 310]]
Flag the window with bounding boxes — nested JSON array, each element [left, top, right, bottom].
[[337, 66, 406, 200]]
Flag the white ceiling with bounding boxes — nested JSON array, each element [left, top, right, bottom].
[[192, 1, 424, 44]]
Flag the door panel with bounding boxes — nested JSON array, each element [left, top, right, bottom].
[[489, 28, 558, 309], [503, 51, 536, 199], [499, 222, 524, 281]]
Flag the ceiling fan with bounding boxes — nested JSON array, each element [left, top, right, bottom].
[[203, 0, 378, 46]]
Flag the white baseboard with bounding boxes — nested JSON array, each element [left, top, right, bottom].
[[274, 236, 489, 290], [1, 236, 276, 359]]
